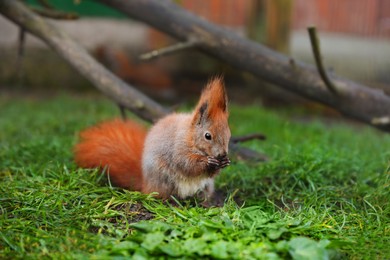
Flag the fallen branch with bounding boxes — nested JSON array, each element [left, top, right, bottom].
[[307, 26, 338, 95], [99, 0, 390, 132], [0, 0, 265, 162]]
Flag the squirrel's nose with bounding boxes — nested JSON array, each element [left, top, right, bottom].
[[217, 152, 227, 160]]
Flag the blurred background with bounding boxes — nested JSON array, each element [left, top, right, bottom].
[[1, 0, 389, 109]]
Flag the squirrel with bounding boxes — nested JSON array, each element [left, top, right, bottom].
[[74, 77, 231, 201]]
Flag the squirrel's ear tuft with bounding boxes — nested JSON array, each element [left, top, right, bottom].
[[208, 76, 228, 114], [192, 76, 228, 125]]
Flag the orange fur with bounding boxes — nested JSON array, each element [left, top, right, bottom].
[[74, 119, 147, 190], [197, 76, 227, 118]]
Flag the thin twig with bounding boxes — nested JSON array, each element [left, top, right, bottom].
[[31, 7, 79, 20], [16, 26, 26, 87], [118, 104, 127, 120], [231, 133, 266, 143], [37, 0, 53, 9], [307, 26, 338, 95], [229, 142, 268, 162], [139, 39, 199, 61]]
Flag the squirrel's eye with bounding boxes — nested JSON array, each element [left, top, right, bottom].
[[205, 132, 212, 140]]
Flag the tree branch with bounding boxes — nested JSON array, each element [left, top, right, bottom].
[[98, 0, 390, 132]]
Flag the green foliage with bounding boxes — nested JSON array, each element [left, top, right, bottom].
[[0, 95, 389, 259], [94, 204, 331, 259], [26, 0, 125, 18]]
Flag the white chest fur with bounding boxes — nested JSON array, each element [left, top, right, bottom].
[[176, 176, 213, 198]]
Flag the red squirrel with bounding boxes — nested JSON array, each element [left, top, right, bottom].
[[74, 77, 231, 200]]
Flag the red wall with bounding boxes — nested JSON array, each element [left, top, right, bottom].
[[180, 0, 390, 38], [293, 0, 390, 37], [181, 0, 251, 27]]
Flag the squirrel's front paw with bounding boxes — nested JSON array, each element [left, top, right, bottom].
[[206, 156, 231, 173], [207, 156, 220, 172], [218, 156, 231, 169]]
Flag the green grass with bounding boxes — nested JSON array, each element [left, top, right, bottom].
[[0, 95, 389, 259]]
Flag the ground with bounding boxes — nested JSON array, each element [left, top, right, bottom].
[[0, 94, 389, 259]]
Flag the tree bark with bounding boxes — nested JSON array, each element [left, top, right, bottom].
[[98, 0, 390, 132]]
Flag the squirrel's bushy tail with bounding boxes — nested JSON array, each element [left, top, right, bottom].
[[74, 119, 147, 191]]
